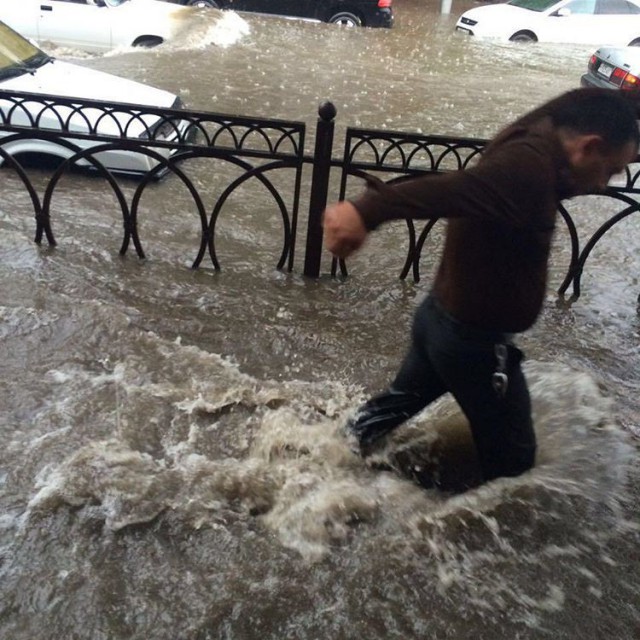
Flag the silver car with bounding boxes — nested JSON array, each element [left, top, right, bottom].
[[581, 46, 640, 93]]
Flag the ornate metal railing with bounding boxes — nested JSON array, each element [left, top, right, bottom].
[[1, 91, 639, 301], [331, 127, 486, 281], [557, 170, 640, 299], [0, 89, 306, 271]]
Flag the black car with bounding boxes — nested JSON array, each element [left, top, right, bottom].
[[170, 0, 393, 28]]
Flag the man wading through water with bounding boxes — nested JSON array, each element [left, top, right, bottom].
[[323, 88, 639, 485]]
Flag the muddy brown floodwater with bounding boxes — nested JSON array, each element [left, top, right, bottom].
[[1, 2, 639, 639]]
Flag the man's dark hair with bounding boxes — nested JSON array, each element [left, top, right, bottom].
[[548, 88, 640, 149], [489, 89, 640, 155]]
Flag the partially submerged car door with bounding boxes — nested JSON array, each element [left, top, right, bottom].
[[38, 0, 112, 51]]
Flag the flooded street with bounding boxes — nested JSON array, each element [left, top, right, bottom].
[[1, 2, 639, 639]]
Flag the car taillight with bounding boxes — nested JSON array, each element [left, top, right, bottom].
[[378, 0, 392, 7], [588, 54, 597, 72], [611, 66, 640, 92]]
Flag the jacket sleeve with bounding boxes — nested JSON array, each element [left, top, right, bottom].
[[350, 135, 560, 230]]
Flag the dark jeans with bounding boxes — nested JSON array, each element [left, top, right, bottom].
[[348, 295, 536, 482]]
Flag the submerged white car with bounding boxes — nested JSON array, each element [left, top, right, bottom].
[[0, 0, 189, 53], [0, 20, 191, 176], [455, 0, 640, 46]]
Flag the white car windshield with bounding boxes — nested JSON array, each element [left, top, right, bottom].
[[508, 0, 562, 10], [0, 22, 51, 80]]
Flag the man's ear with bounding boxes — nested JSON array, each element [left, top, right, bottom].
[[559, 130, 607, 168], [576, 134, 606, 160]]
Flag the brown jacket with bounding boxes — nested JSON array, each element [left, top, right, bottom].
[[351, 117, 575, 333]]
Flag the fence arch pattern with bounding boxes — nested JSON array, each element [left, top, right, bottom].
[[0, 89, 306, 272], [1, 91, 639, 302]]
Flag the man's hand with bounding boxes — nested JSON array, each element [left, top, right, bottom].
[[322, 201, 368, 259]]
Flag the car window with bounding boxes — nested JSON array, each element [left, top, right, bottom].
[[562, 0, 596, 13], [508, 0, 561, 10], [596, 0, 640, 13]]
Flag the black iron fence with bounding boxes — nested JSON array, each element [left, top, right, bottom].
[[1, 89, 639, 300]]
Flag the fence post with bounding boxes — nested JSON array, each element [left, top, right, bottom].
[[303, 101, 336, 278]]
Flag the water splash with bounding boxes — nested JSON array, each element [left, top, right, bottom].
[[18, 324, 635, 566]]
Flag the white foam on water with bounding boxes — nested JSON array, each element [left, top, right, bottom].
[[17, 323, 636, 579], [13, 330, 389, 558], [0, 306, 60, 339], [262, 476, 379, 561], [106, 10, 251, 55], [194, 11, 251, 49]]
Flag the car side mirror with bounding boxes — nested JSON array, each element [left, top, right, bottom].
[[553, 7, 572, 16]]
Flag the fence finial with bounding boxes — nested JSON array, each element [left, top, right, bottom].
[[318, 102, 337, 122]]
